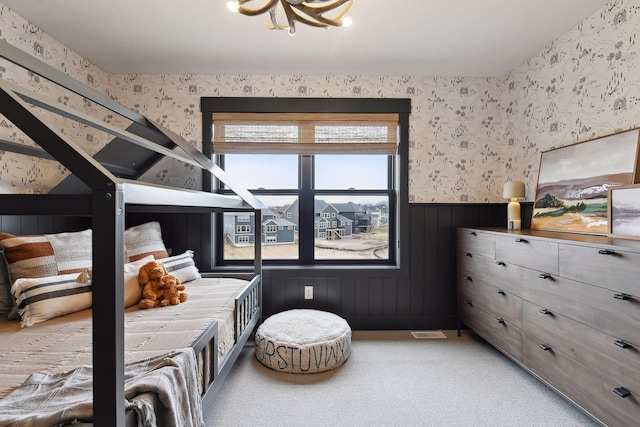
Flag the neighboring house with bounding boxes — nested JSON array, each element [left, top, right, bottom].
[[224, 212, 256, 246], [224, 210, 296, 246], [315, 203, 353, 239], [280, 202, 298, 228], [262, 217, 296, 244]]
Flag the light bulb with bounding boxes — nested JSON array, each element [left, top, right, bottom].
[[342, 17, 352, 27], [226, 1, 239, 13]]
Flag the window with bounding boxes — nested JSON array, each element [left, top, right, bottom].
[[266, 225, 278, 233], [236, 225, 250, 233], [201, 97, 410, 267]]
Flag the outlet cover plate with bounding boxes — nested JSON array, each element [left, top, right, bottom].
[[304, 285, 313, 299]]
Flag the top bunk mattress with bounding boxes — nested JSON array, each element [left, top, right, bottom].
[[0, 276, 251, 400]]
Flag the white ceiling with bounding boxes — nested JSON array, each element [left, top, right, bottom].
[[0, 0, 612, 77]]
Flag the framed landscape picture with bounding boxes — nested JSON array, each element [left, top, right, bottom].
[[531, 128, 640, 235], [609, 184, 640, 239]]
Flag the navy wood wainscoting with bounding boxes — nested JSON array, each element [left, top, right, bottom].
[[0, 203, 532, 330]]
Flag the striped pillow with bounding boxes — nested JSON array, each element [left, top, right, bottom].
[[11, 271, 93, 327], [124, 222, 169, 262], [0, 229, 93, 285], [157, 250, 201, 283]]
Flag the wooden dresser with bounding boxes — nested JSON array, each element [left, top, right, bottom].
[[457, 227, 640, 427]]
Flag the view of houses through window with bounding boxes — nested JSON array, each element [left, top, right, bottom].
[[220, 154, 392, 262], [223, 195, 389, 261]]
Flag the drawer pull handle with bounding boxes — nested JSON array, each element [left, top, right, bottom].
[[464, 299, 473, 306], [495, 260, 506, 266], [496, 318, 505, 324], [464, 276, 472, 281], [598, 249, 616, 255], [538, 273, 552, 280], [613, 387, 631, 398], [495, 289, 506, 295], [614, 339, 633, 349], [539, 343, 552, 351], [470, 231, 477, 236], [614, 293, 633, 300], [539, 308, 552, 315], [515, 238, 528, 243], [465, 252, 472, 257]]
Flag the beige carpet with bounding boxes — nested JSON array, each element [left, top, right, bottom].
[[203, 330, 600, 426]]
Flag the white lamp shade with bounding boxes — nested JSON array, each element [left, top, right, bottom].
[[503, 181, 525, 199]]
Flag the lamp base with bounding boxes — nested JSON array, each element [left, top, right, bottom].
[[507, 219, 522, 231], [507, 200, 521, 230]]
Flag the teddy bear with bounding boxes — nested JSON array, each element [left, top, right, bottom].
[[137, 260, 189, 309], [157, 274, 188, 306], [137, 260, 167, 308]]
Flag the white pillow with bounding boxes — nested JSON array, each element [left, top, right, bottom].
[[124, 222, 169, 262], [156, 250, 201, 283], [12, 271, 93, 327], [123, 255, 155, 307]]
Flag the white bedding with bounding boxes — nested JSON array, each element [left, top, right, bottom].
[[0, 277, 250, 400]]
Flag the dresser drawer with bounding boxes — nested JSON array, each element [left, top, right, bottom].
[[457, 229, 495, 259], [459, 298, 522, 361], [523, 301, 640, 395], [496, 235, 558, 274], [458, 251, 522, 297], [522, 269, 640, 345], [560, 243, 640, 296], [524, 334, 640, 427], [459, 274, 522, 329]]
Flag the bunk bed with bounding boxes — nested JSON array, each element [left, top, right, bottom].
[[0, 40, 263, 426]]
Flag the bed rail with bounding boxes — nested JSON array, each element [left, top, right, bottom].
[[235, 274, 262, 341]]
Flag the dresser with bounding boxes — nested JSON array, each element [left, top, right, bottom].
[[457, 227, 640, 427]]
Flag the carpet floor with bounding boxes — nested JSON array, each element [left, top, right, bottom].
[[203, 330, 601, 426]]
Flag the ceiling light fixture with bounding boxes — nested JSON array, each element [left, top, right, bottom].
[[227, 0, 353, 35]]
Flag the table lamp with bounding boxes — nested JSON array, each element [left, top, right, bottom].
[[503, 181, 525, 230]]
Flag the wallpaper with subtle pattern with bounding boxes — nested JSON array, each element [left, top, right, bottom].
[[1, 0, 639, 204]]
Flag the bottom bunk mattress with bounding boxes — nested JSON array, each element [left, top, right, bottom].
[[0, 276, 252, 400]]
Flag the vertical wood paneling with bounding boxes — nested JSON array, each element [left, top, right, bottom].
[[313, 278, 328, 311], [422, 206, 438, 315], [270, 277, 286, 313], [368, 277, 383, 317], [284, 278, 299, 308], [396, 276, 411, 315], [382, 278, 397, 317], [355, 278, 369, 317], [341, 277, 355, 317], [410, 206, 426, 315], [1, 203, 510, 329], [326, 277, 341, 313], [437, 205, 455, 315]]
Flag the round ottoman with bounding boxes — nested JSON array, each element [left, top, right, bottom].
[[255, 309, 351, 374]]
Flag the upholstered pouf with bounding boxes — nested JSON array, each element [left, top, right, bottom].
[[255, 309, 351, 374]]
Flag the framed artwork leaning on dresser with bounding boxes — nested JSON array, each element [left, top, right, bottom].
[[609, 184, 640, 239], [532, 127, 640, 235]]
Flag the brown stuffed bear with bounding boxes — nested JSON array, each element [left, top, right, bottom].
[[138, 260, 168, 309], [158, 274, 188, 306]]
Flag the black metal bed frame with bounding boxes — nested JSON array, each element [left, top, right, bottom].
[[0, 39, 263, 426]]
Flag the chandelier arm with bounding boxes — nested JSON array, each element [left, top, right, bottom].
[[294, 0, 352, 15], [293, 0, 352, 26], [266, 5, 290, 30], [280, 1, 298, 30], [237, 0, 280, 16]]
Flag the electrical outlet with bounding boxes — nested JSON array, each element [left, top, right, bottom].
[[304, 285, 313, 299]]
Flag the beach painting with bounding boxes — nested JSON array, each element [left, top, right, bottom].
[[532, 128, 640, 235], [609, 185, 640, 239]]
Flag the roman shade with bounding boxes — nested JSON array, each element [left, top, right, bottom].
[[212, 112, 398, 155]]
